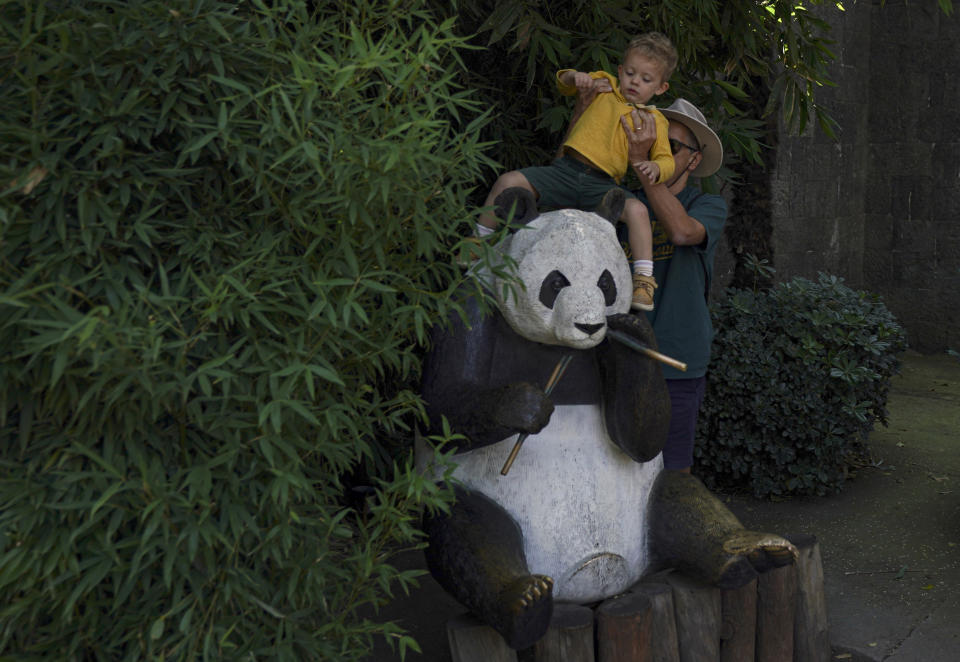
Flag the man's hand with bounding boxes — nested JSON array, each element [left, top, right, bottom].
[[620, 108, 657, 166]]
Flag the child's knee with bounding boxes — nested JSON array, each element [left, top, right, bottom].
[[496, 170, 533, 192], [622, 198, 650, 224]]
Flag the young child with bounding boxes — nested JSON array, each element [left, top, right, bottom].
[[477, 32, 678, 311]]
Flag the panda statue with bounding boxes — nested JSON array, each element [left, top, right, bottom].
[[417, 189, 796, 650]]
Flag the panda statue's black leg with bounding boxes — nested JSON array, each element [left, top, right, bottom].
[[650, 471, 798, 589], [422, 484, 553, 649]]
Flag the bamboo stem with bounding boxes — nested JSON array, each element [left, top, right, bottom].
[[607, 329, 687, 372]]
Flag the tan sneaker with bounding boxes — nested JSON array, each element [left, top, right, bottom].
[[631, 274, 657, 311]]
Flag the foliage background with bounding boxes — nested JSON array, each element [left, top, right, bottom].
[[0, 0, 489, 658], [446, 0, 841, 191], [1, 0, 938, 658]]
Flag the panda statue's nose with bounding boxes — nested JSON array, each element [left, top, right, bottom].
[[575, 322, 605, 336]]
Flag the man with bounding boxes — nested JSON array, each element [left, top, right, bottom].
[[619, 98, 727, 472]]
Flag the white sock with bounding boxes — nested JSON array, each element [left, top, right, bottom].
[[633, 259, 653, 276], [475, 223, 494, 238]]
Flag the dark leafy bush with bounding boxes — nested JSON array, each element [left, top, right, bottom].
[[0, 1, 489, 659], [694, 274, 908, 498]]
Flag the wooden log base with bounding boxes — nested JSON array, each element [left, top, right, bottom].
[[532, 603, 595, 662], [632, 581, 681, 662], [665, 573, 722, 662], [595, 592, 654, 662], [786, 533, 830, 662], [720, 577, 758, 662], [448, 612, 518, 662], [446, 532, 829, 662], [756, 563, 797, 661]]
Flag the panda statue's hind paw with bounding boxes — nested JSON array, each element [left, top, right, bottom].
[[723, 530, 799, 573], [497, 574, 554, 649]]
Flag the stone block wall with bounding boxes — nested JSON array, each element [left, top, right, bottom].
[[765, 1, 960, 353]]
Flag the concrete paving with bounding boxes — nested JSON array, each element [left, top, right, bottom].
[[365, 350, 960, 661]]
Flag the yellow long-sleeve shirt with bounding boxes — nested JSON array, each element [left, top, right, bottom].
[[557, 69, 673, 184]]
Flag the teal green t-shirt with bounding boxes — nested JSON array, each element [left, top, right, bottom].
[[639, 186, 727, 379]]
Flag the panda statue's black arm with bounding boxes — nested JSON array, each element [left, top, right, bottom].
[[596, 313, 671, 462], [429, 381, 555, 451], [420, 299, 555, 452]]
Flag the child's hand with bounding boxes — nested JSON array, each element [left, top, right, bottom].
[[573, 76, 612, 114], [573, 71, 594, 92], [632, 160, 660, 183]]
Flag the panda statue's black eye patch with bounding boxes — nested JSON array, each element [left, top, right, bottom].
[[539, 270, 570, 309], [597, 269, 617, 306]]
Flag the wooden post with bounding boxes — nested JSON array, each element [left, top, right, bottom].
[[595, 592, 654, 662], [787, 534, 830, 662], [533, 603, 595, 662], [755, 564, 797, 662], [719, 578, 757, 662], [632, 582, 681, 662], [665, 573, 722, 662], [447, 612, 518, 662]]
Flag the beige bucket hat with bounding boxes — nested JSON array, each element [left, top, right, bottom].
[[659, 98, 723, 177]]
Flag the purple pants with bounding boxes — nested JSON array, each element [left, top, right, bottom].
[[662, 377, 707, 470]]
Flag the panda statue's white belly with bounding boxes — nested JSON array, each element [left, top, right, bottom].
[[443, 403, 662, 603]]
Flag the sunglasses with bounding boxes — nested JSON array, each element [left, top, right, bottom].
[[669, 138, 700, 155]]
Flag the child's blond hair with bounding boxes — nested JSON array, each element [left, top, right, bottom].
[[625, 32, 678, 80]]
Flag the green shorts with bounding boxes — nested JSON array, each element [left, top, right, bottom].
[[521, 156, 636, 211]]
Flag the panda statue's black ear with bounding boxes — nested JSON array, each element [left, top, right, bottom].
[[494, 187, 539, 227], [594, 187, 625, 225]]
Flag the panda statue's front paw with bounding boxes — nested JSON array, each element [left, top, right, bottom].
[[606, 312, 657, 343], [492, 382, 554, 435]]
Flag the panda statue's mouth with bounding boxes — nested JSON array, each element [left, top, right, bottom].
[[557, 325, 607, 349]]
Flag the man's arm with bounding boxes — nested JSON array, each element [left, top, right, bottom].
[[639, 177, 705, 246], [620, 110, 706, 246]]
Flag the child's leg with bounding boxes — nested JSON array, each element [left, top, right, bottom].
[[621, 198, 657, 311], [622, 198, 652, 264], [478, 171, 537, 232]]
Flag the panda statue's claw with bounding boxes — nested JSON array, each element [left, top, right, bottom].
[[722, 530, 799, 574], [498, 574, 554, 649]]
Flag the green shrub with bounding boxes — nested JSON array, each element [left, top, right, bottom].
[[694, 274, 908, 498], [0, 1, 489, 659]]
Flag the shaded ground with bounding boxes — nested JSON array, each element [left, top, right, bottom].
[[725, 350, 960, 661], [366, 350, 960, 661]]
